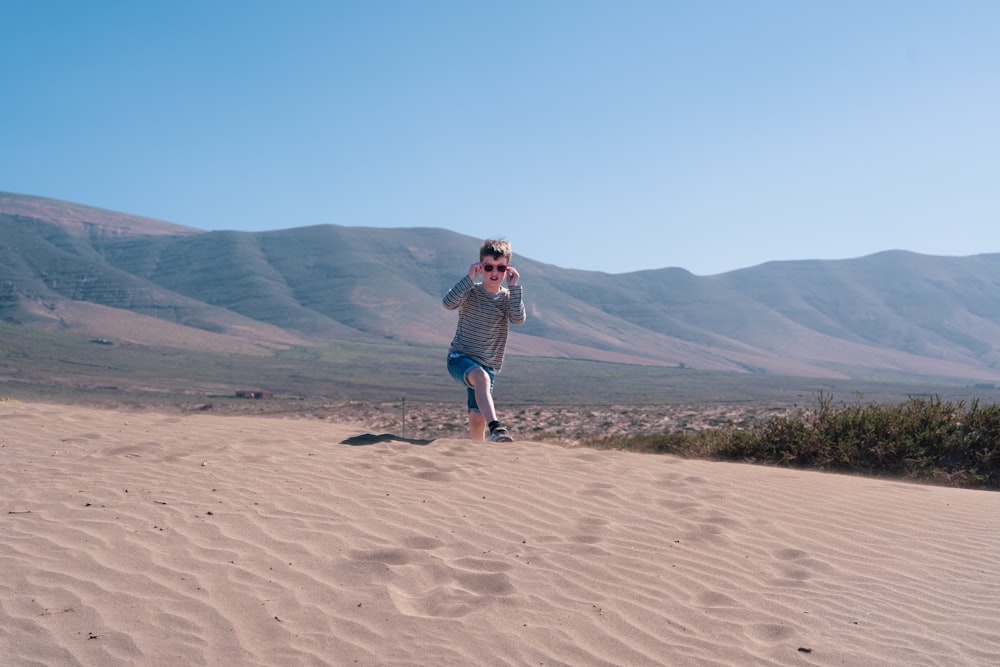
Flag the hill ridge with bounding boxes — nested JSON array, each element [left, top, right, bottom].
[[2, 192, 998, 383]]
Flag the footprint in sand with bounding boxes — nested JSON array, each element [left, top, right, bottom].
[[347, 545, 517, 619], [747, 623, 796, 644], [387, 563, 516, 619], [402, 536, 444, 550], [768, 547, 835, 582]]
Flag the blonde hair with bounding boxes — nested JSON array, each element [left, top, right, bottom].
[[480, 239, 512, 261]]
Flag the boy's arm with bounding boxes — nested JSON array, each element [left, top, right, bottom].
[[507, 283, 526, 325], [443, 274, 475, 310]]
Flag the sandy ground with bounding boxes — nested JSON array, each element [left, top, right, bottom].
[[2, 399, 998, 666]]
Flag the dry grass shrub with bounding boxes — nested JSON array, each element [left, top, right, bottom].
[[580, 393, 1000, 490]]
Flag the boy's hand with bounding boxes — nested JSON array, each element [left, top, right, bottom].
[[505, 266, 519, 286], [468, 262, 484, 281]]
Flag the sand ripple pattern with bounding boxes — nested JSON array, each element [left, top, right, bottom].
[[2, 402, 999, 666]]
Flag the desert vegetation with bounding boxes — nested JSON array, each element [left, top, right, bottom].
[[577, 393, 1000, 490]]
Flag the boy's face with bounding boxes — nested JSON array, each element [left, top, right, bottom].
[[480, 254, 509, 292]]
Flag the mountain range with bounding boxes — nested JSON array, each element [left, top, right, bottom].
[[3, 192, 999, 385]]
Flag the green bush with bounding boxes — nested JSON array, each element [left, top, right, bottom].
[[579, 395, 1000, 490]]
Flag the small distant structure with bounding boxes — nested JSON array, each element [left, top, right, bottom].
[[235, 389, 273, 399]]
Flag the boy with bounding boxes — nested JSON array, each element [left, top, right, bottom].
[[443, 239, 526, 441]]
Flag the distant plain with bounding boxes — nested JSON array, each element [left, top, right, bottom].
[[5, 320, 1000, 445]]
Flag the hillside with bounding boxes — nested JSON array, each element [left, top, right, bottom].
[[2, 192, 999, 385]]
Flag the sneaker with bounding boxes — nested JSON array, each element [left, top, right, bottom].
[[489, 421, 513, 442]]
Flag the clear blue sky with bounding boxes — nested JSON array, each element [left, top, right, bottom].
[[3, 1, 998, 275]]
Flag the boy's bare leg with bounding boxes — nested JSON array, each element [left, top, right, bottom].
[[467, 367, 499, 439], [468, 410, 487, 440]]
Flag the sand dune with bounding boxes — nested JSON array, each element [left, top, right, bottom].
[[2, 401, 998, 666]]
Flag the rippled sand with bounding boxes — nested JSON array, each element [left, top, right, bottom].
[[2, 401, 998, 666]]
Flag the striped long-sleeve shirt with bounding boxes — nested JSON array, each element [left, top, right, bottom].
[[443, 275, 526, 371]]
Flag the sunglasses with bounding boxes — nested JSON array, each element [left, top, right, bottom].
[[482, 264, 507, 273]]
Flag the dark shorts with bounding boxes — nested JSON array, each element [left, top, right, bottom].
[[447, 351, 495, 413]]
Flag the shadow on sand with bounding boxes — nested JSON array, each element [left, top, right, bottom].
[[340, 433, 435, 446]]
